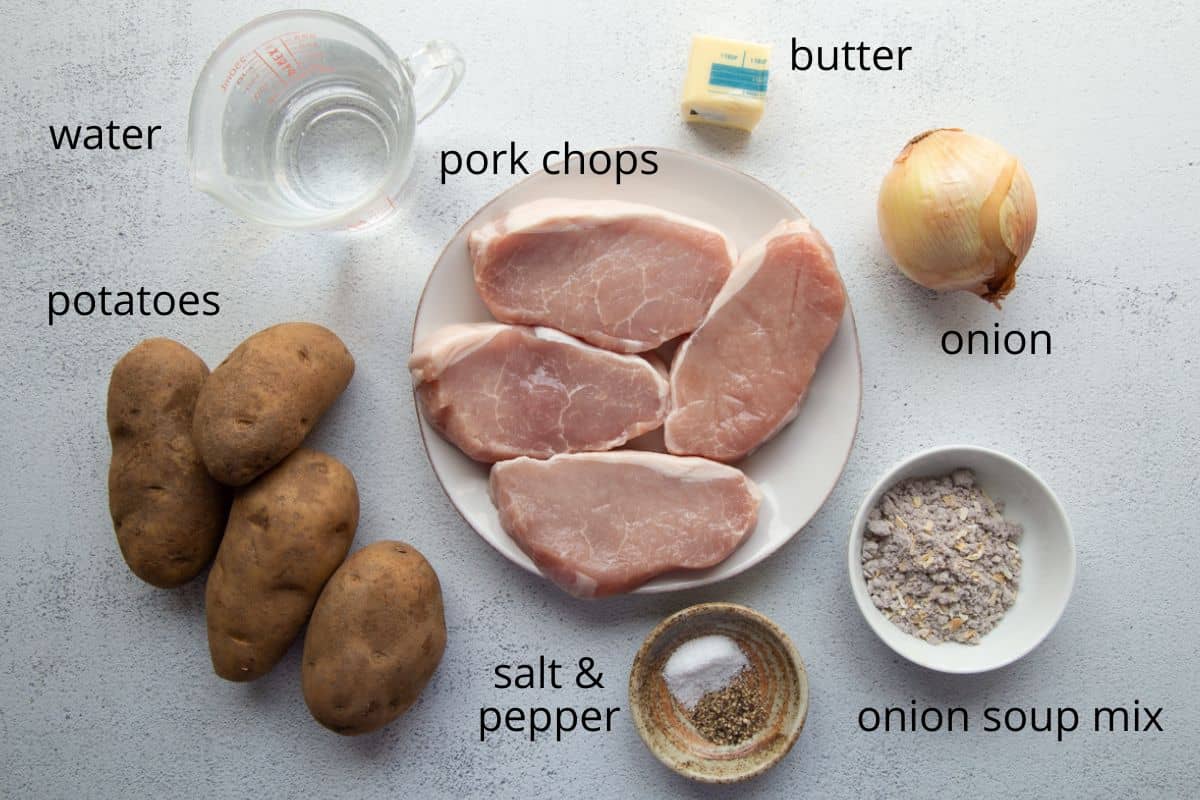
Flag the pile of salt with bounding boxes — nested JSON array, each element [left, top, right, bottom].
[[662, 634, 748, 710]]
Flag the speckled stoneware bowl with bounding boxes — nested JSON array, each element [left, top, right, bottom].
[[628, 603, 808, 783]]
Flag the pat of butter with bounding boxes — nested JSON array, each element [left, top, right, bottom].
[[681, 35, 771, 132]]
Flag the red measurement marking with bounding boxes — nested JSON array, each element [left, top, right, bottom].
[[253, 49, 284, 83], [219, 54, 249, 93], [266, 44, 296, 78], [280, 37, 301, 67]]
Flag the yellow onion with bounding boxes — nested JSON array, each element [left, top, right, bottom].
[[877, 128, 1037, 306]]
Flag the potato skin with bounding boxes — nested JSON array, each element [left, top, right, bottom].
[[107, 338, 228, 588], [302, 541, 447, 735], [205, 448, 358, 681], [193, 323, 354, 486]]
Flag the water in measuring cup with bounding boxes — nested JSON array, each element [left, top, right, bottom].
[[221, 38, 414, 222], [272, 77, 409, 212]]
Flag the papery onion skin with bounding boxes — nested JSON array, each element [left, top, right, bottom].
[[878, 128, 1038, 306]]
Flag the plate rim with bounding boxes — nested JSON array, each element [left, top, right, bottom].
[[410, 144, 863, 594]]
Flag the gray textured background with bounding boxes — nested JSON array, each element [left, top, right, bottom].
[[2, 0, 1197, 797]]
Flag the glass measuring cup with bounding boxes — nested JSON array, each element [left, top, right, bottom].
[[188, 10, 464, 230]]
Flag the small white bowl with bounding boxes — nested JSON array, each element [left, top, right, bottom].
[[847, 445, 1075, 673]]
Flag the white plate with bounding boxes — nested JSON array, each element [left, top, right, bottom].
[[412, 146, 862, 593], [847, 445, 1076, 672]]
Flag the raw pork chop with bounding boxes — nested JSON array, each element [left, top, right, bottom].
[[489, 452, 761, 597], [470, 198, 737, 353], [665, 217, 846, 462], [410, 323, 668, 462]]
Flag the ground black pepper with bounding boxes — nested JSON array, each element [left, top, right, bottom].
[[688, 669, 766, 745]]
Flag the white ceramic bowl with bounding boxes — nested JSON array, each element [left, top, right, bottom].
[[847, 445, 1075, 673]]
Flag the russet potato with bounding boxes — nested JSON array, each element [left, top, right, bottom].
[[205, 448, 358, 681], [302, 541, 446, 735], [107, 338, 229, 587], [193, 322, 354, 486]]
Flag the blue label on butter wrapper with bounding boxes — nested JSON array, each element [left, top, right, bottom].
[[708, 63, 769, 94]]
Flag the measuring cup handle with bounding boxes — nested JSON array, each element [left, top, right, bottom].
[[404, 40, 465, 123]]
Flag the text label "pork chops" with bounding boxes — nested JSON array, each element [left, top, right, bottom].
[[440, 141, 658, 185]]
